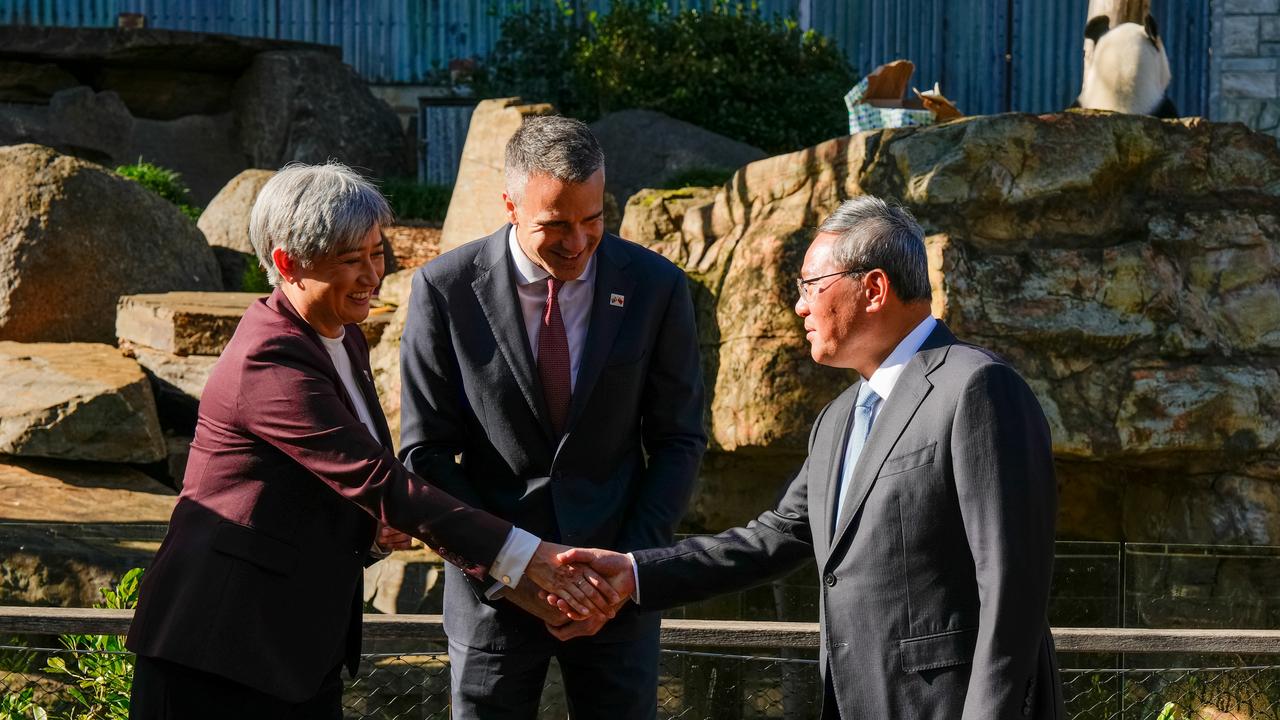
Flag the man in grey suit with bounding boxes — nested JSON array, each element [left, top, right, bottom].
[[399, 116, 706, 719], [559, 197, 1064, 719]]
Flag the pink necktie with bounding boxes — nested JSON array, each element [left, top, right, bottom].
[[538, 278, 571, 435]]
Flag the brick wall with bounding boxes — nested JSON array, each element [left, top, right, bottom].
[[1213, 0, 1280, 137]]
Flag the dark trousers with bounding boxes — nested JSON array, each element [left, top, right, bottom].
[[129, 654, 343, 720], [448, 631, 660, 720]]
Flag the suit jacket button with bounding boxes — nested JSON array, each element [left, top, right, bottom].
[[823, 573, 837, 587]]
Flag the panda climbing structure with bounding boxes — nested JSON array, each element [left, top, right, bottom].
[[1075, 13, 1178, 118]]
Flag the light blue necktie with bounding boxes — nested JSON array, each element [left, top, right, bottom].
[[834, 383, 880, 531]]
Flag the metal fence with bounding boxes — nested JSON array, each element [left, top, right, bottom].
[[7, 611, 1280, 719]]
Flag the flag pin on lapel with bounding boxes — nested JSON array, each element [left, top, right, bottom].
[[610, 293, 625, 308]]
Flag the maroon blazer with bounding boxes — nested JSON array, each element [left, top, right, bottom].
[[126, 290, 511, 702]]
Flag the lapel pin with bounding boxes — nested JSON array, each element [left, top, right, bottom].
[[610, 293, 625, 308]]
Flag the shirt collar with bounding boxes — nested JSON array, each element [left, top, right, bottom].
[[864, 315, 938, 402], [507, 225, 597, 287]]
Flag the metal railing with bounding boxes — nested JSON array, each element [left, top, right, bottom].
[[6, 608, 1280, 719]]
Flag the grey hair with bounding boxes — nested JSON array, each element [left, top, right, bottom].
[[818, 197, 931, 303], [248, 162, 393, 286], [504, 115, 605, 203]]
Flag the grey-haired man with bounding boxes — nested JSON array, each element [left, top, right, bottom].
[[561, 198, 1066, 720], [399, 116, 706, 718]]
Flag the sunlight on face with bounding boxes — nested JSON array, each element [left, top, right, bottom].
[[290, 226, 385, 338], [506, 169, 606, 281]]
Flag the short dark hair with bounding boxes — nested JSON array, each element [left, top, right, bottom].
[[504, 115, 605, 202]]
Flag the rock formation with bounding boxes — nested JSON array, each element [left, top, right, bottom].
[[622, 112, 1280, 543], [0, 144, 222, 343], [590, 109, 766, 205], [439, 97, 556, 254], [0, 342, 166, 463]]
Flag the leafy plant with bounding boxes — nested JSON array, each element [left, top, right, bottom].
[[240, 258, 272, 293], [0, 688, 47, 720], [476, 0, 858, 153], [115, 161, 202, 222], [43, 568, 142, 720], [381, 179, 453, 222], [1157, 701, 1184, 720]]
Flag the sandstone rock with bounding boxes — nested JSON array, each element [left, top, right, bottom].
[[0, 144, 222, 343], [126, 111, 246, 206], [233, 50, 412, 182], [0, 86, 135, 166], [0, 342, 165, 463], [440, 98, 556, 254], [0, 457, 172, 607], [117, 292, 265, 356], [590, 109, 766, 205], [376, 268, 417, 308], [363, 547, 443, 614], [0, 457, 175, 523], [87, 65, 234, 121], [370, 301, 410, 449], [621, 112, 1280, 544], [198, 169, 276, 255]]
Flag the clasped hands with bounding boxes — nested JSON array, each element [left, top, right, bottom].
[[515, 544, 635, 641], [375, 526, 633, 641]]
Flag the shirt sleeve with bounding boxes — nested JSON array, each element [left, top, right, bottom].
[[483, 527, 540, 599], [628, 552, 641, 605]]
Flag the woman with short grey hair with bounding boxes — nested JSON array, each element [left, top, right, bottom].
[[126, 162, 617, 720]]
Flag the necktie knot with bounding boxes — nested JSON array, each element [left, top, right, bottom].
[[856, 383, 879, 409]]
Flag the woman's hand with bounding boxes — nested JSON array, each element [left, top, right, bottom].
[[522, 541, 622, 619]]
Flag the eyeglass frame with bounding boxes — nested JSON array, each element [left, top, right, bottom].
[[795, 267, 872, 301]]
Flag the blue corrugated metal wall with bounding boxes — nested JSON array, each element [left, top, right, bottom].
[[1, 0, 1211, 116]]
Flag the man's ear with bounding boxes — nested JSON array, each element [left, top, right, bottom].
[[863, 269, 892, 312], [271, 247, 297, 284], [503, 192, 518, 227]]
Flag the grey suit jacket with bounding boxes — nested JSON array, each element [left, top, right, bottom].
[[633, 322, 1064, 720], [400, 226, 706, 649]]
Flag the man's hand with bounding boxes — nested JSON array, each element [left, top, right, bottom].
[[376, 524, 414, 552], [546, 612, 609, 642], [523, 542, 622, 620], [501, 577, 572, 628], [545, 548, 636, 616]]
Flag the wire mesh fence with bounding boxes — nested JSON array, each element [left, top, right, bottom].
[[7, 638, 1280, 719]]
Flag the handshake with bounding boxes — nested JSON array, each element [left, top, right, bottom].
[[377, 527, 636, 640], [517, 544, 635, 641]]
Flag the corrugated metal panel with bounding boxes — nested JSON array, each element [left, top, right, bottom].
[[418, 98, 476, 185]]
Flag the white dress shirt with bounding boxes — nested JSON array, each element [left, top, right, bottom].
[[508, 226, 597, 391], [319, 330, 539, 589], [628, 315, 939, 603]]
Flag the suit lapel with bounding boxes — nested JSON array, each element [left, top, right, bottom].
[[470, 227, 555, 443], [827, 323, 957, 561], [810, 387, 856, 560], [564, 235, 635, 434]]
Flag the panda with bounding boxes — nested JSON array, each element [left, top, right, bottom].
[[1074, 13, 1178, 118]]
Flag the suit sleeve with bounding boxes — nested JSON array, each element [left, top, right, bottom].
[[615, 271, 708, 552], [397, 270, 487, 511], [237, 330, 511, 579], [629, 404, 829, 610], [952, 364, 1057, 720]]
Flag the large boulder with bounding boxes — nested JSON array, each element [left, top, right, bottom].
[[622, 112, 1280, 542], [0, 144, 222, 343], [233, 51, 411, 182], [0, 342, 166, 463], [197, 169, 275, 255], [0, 86, 134, 166], [590, 109, 766, 205], [439, 98, 556, 254]]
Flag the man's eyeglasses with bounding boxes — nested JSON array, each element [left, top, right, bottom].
[[795, 267, 870, 301]]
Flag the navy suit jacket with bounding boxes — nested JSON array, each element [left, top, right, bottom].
[[400, 226, 707, 648], [127, 290, 510, 702]]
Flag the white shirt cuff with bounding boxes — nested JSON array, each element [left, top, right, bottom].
[[628, 552, 641, 605], [484, 526, 539, 599]]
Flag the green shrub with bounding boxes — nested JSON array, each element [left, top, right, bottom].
[[0, 688, 47, 720], [240, 258, 272, 293], [476, 0, 857, 153], [115, 161, 201, 222], [42, 568, 142, 720], [382, 179, 453, 222]]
